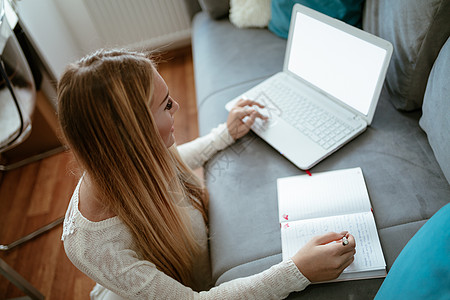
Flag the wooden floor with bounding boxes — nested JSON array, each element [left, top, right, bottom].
[[0, 46, 199, 299]]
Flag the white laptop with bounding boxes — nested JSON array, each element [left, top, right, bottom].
[[225, 4, 393, 170]]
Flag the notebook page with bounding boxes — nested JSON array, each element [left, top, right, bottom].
[[277, 168, 371, 222], [280, 212, 385, 274]]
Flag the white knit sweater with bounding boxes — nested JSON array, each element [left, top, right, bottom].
[[62, 123, 310, 299]]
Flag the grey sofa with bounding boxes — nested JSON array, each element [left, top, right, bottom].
[[183, 0, 450, 298]]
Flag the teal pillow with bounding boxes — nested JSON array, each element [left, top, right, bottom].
[[375, 203, 450, 299], [268, 0, 365, 39]]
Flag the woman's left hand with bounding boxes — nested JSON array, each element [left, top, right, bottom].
[[226, 99, 268, 140]]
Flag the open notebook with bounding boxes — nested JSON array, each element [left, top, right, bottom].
[[277, 167, 386, 281]]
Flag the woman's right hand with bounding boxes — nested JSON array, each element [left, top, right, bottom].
[[226, 99, 268, 140], [292, 231, 356, 282]]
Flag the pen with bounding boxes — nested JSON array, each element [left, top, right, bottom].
[[342, 236, 349, 246]]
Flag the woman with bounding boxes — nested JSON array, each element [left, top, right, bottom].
[[59, 49, 355, 299]]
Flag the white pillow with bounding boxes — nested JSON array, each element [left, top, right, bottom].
[[229, 0, 271, 28]]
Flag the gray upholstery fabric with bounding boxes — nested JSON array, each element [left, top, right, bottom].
[[206, 88, 450, 285], [197, 0, 229, 19], [363, 0, 450, 111], [214, 221, 427, 300], [206, 134, 297, 282], [285, 279, 383, 299], [216, 254, 282, 285], [189, 3, 450, 299], [182, 0, 202, 20], [192, 12, 286, 128], [419, 38, 450, 184], [217, 254, 384, 299], [197, 81, 266, 135]]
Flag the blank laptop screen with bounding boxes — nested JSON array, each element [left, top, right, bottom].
[[287, 12, 387, 116]]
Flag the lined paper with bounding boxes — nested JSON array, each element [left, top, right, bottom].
[[281, 212, 385, 273], [277, 168, 371, 222]]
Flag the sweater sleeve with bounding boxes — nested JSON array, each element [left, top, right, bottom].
[[199, 259, 310, 299], [62, 123, 311, 299], [64, 224, 310, 300], [177, 123, 235, 170]]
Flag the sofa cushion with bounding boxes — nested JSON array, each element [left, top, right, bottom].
[[198, 0, 229, 19], [268, 0, 365, 39], [191, 8, 450, 299], [216, 254, 384, 300], [363, 0, 450, 111], [205, 90, 450, 281], [374, 203, 450, 299], [419, 37, 450, 185], [216, 254, 282, 285]]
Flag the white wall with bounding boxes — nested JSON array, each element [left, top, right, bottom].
[[52, 0, 102, 55], [15, 0, 84, 80], [14, 0, 192, 82]]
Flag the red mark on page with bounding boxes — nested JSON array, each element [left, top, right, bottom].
[[306, 170, 312, 176], [282, 214, 289, 221], [283, 223, 290, 229]]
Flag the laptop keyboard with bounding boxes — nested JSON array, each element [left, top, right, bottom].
[[250, 80, 356, 150]]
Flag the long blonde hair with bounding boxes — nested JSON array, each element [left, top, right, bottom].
[[57, 49, 208, 286]]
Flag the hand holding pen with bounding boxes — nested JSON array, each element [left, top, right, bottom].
[[291, 231, 356, 282]]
